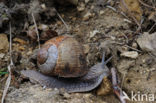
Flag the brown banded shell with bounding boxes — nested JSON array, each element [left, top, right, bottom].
[[37, 35, 88, 78]]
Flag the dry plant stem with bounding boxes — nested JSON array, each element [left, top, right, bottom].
[[121, 73, 126, 89], [138, 0, 156, 10], [32, 13, 40, 49], [124, 45, 142, 52], [111, 67, 127, 103], [1, 22, 13, 103], [148, 22, 156, 33], [106, 5, 117, 12], [118, 30, 129, 43], [9, 23, 13, 65], [0, 76, 7, 82], [111, 67, 117, 86], [1, 66, 12, 103], [114, 42, 142, 52], [56, 10, 69, 31]]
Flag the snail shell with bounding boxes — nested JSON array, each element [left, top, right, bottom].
[[37, 35, 88, 78]]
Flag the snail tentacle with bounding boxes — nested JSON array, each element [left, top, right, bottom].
[[81, 54, 112, 80]]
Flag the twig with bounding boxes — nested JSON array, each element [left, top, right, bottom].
[[148, 22, 156, 33], [111, 67, 117, 86], [111, 67, 127, 103], [32, 13, 40, 49], [114, 42, 142, 52], [118, 30, 129, 43], [9, 22, 13, 66], [0, 76, 8, 82], [124, 45, 142, 52], [138, 0, 156, 10], [1, 66, 12, 103], [106, 5, 117, 12], [55, 10, 69, 31], [121, 72, 126, 89], [1, 22, 14, 103]]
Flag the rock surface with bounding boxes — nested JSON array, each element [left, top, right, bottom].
[[0, 34, 9, 53]]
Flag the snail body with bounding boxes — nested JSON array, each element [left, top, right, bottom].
[[21, 35, 110, 93]]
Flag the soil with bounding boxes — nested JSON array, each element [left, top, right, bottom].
[[0, 0, 156, 103]]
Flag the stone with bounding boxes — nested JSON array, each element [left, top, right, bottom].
[[89, 30, 99, 38], [77, 3, 85, 12], [83, 12, 92, 21], [0, 34, 9, 53], [120, 51, 138, 59], [0, 53, 5, 58]]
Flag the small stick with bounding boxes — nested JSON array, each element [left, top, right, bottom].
[[111, 67, 127, 103], [106, 5, 117, 12], [32, 13, 40, 49], [148, 22, 156, 33], [55, 10, 69, 31], [114, 42, 142, 52], [124, 45, 142, 52], [9, 22, 13, 65], [138, 0, 156, 10], [1, 22, 13, 103], [121, 72, 126, 89]]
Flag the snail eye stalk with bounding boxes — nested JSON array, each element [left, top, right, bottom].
[[101, 52, 113, 68]]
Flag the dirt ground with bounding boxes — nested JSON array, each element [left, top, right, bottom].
[[0, 0, 156, 103]]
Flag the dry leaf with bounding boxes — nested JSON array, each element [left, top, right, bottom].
[[120, 0, 143, 22], [13, 38, 27, 45], [96, 77, 112, 95], [137, 32, 156, 56]]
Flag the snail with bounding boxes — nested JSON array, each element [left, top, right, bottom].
[[21, 35, 111, 93]]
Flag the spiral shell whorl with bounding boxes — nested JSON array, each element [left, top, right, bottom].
[[38, 45, 58, 75], [37, 35, 88, 78]]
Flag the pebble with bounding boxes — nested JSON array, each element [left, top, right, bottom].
[[38, 24, 49, 31], [89, 30, 99, 38], [63, 92, 71, 99], [99, 10, 105, 15], [77, 3, 85, 12], [0, 53, 5, 58], [83, 93, 91, 98], [19, 46, 25, 51], [132, 42, 138, 49], [120, 51, 139, 59], [83, 12, 93, 21], [85, 0, 90, 3], [0, 34, 9, 53], [57, 21, 63, 25]]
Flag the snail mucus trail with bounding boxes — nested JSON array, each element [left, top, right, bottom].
[[21, 35, 111, 93]]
